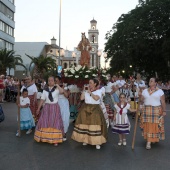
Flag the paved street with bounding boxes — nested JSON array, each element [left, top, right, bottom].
[[0, 102, 170, 170]]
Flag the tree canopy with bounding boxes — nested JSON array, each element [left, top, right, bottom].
[[26, 54, 57, 78], [105, 0, 170, 80], [0, 49, 26, 75]]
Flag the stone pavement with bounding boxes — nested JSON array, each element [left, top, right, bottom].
[[0, 102, 170, 170]]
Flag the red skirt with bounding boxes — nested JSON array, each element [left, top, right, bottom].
[[28, 95, 38, 121]]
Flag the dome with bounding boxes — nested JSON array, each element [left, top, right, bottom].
[[90, 18, 97, 23]]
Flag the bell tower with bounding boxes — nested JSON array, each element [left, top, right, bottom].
[[88, 18, 99, 67]]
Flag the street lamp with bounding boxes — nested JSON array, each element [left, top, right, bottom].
[[103, 53, 107, 68], [60, 49, 65, 56], [72, 52, 76, 66], [58, 0, 62, 66], [97, 50, 102, 69]]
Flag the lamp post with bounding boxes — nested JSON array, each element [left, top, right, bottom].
[[97, 50, 102, 69], [58, 0, 62, 66], [60, 49, 65, 66], [72, 52, 76, 66], [103, 53, 107, 68]]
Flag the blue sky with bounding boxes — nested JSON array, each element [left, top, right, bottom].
[[15, 0, 139, 66]]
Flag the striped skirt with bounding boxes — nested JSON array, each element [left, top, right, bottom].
[[112, 124, 130, 134], [34, 103, 64, 144], [112, 113, 130, 134], [71, 104, 107, 145], [140, 105, 165, 142]]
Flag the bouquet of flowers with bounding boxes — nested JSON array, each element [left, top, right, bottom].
[[62, 65, 109, 87]]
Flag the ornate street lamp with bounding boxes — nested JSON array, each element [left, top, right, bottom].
[[103, 52, 107, 68], [58, 0, 62, 66], [72, 52, 76, 66], [97, 50, 102, 69]]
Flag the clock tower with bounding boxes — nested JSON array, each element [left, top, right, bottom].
[[88, 18, 99, 67]]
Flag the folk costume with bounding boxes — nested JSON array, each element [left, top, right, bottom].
[[34, 86, 64, 144], [21, 84, 38, 121], [140, 88, 165, 142], [112, 102, 131, 134], [72, 89, 107, 146], [99, 87, 109, 128], [19, 96, 35, 130], [58, 87, 70, 134], [104, 82, 115, 122]]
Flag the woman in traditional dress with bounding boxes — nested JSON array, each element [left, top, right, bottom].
[[34, 76, 64, 146], [72, 79, 107, 150], [139, 78, 166, 149], [21, 76, 38, 122], [55, 76, 70, 141], [103, 81, 115, 124], [98, 81, 109, 128]]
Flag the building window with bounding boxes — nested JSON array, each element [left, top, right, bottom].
[[0, 20, 14, 36], [64, 63, 67, 69], [0, 39, 5, 49], [0, 21, 5, 31], [8, 0, 14, 4], [6, 41, 13, 50], [0, 2, 14, 21]]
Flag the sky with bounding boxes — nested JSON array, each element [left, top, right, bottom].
[[15, 0, 139, 67]]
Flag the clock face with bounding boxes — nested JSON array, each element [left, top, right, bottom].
[[92, 47, 95, 52]]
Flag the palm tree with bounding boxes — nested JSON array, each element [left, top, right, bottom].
[[138, 0, 150, 4], [26, 54, 57, 78], [0, 49, 27, 75]]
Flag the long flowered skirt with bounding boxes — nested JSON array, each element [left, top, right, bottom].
[[19, 108, 35, 130], [140, 105, 165, 142], [34, 103, 64, 144], [28, 95, 38, 121], [72, 103, 107, 145], [100, 101, 109, 124], [103, 93, 115, 120]]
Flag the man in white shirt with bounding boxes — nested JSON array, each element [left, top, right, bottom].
[[116, 76, 126, 88]]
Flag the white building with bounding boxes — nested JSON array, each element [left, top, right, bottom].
[[0, 0, 15, 50]]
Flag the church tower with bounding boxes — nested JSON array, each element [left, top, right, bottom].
[[88, 18, 99, 67]]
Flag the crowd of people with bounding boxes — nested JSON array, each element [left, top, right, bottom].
[[0, 73, 167, 150]]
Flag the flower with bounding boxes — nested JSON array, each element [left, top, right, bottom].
[[70, 68, 75, 74], [75, 65, 82, 71], [63, 65, 109, 85]]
